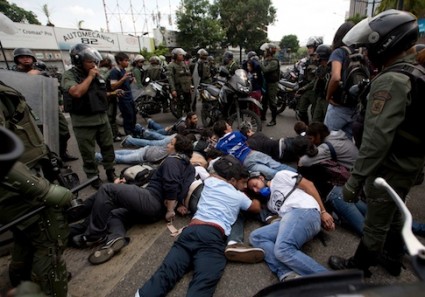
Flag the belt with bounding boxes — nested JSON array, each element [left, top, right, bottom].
[[189, 219, 225, 236]]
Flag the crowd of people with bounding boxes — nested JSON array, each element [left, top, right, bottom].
[[1, 8, 425, 297]]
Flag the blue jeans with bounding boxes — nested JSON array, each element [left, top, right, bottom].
[[123, 135, 174, 148], [249, 208, 326, 280], [243, 151, 296, 180], [324, 104, 356, 140], [135, 124, 168, 140], [412, 221, 425, 237], [147, 119, 168, 135], [96, 148, 146, 164], [326, 186, 367, 236]]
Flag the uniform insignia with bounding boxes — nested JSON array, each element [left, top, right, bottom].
[[371, 91, 391, 115]]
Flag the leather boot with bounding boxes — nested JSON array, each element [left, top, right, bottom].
[[267, 108, 277, 126], [328, 241, 377, 277], [106, 169, 117, 183], [378, 231, 404, 276]]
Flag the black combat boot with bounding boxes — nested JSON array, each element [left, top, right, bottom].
[[59, 134, 79, 162], [106, 169, 117, 183], [328, 241, 377, 277], [378, 231, 405, 276], [267, 107, 277, 126]]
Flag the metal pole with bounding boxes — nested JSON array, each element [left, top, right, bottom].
[[0, 40, 10, 70]]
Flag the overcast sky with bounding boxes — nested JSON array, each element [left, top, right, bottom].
[[11, 0, 350, 46]]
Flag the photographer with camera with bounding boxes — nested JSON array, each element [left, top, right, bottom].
[[109, 52, 137, 136]]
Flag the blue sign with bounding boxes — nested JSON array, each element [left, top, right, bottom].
[[419, 18, 425, 33]]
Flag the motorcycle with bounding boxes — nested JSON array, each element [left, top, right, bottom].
[[200, 68, 263, 132], [133, 77, 178, 118], [276, 77, 300, 115]]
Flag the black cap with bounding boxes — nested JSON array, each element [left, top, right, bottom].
[[213, 155, 248, 180]]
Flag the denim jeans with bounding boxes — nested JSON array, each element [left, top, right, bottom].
[[249, 208, 327, 280], [412, 221, 425, 237], [123, 135, 174, 148], [326, 186, 367, 236], [135, 123, 168, 140], [96, 148, 146, 164], [147, 119, 168, 135], [324, 104, 356, 140], [243, 151, 296, 180]]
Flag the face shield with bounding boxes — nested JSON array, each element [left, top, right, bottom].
[[342, 17, 377, 48], [81, 47, 102, 65]]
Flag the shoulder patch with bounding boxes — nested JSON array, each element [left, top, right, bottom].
[[370, 91, 391, 115]]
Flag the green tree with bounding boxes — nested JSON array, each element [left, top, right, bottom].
[[175, 0, 225, 53], [279, 35, 299, 53], [216, 0, 276, 51], [0, 0, 41, 24], [140, 44, 169, 60], [376, 0, 425, 17]]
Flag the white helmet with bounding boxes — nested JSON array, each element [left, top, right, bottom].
[[134, 54, 145, 62]]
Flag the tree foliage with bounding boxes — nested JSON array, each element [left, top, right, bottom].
[[279, 35, 299, 53], [215, 0, 276, 51], [376, 0, 425, 17], [0, 0, 40, 24], [175, 0, 225, 52], [140, 44, 169, 60]]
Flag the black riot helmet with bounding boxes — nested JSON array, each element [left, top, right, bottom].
[[13, 48, 36, 64], [247, 51, 257, 60], [223, 51, 233, 65], [69, 43, 102, 68], [342, 9, 418, 67], [315, 44, 332, 61]]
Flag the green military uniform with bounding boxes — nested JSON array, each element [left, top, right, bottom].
[[62, 67, 115, 179], [166, 61, 192, 118], [312, 64, 329, 122], [260, 57, 280, 124], [191, 59, 212, 84], [297, 57, 318, 125], [99, 66, 120, 139], [346, 54, 425, 267], [132, 66, 146, 89], [226, 60, 239, 77], [0, 81, 70, 297], [146, 64, 164, 81]]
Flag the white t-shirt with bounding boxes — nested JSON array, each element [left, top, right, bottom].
[[267, 170, 320, 215], [194, 176, 252, 236]]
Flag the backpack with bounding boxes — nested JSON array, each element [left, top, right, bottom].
[[352, 62, 425, 150], [120, 164, 156, 187], [331, 46, 370, 107]]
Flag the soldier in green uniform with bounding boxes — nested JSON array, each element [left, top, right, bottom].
[[312, 44, 332, 123], [260, 43, 280, 127], [328, 10, 424, 277], [0, 81, 73, 297], [12, 48, 78, 162], [61, 44, 116, 188], [166, 48, 192, 118], [146, 56, 165, 81], [191, 48, 212, 84], [296, 37, 323, 125]]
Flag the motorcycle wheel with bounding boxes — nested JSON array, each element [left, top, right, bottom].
[[228, 109, 262, 132], [276, 94, 287, 114]]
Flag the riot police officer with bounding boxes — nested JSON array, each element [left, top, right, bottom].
[[312, 44, 332, 122], [296, 36, 323, 125], [0, 81, 73, 297], [167, 48, 192, 118], [260, 43, 280, 126], [12, 48, 78, 162], [328, 10, 424, 277], [146, 55, 165, 81], [61, 44, 116, 188]]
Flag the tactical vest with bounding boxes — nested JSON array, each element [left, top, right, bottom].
[[0, 81, 49, 167], [63, 69, 108, 115], [169, 62, 191, 93], [263, 58, 280, 83]]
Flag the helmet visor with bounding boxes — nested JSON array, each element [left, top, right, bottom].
[[80, 47, 102, 64], [342, 17, 375, 47]]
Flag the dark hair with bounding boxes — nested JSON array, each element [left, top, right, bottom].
[[185, 111, 197, 126], [213, 120, 228, 138], [114, 52, 129, 63], [292, 136, 318, 157], [331, 21, 355, 50], [174, 134, 193, 158], [294, 121, 307, 136], [99, 58, 112, 69], [306, 122, 330, 143], [205, 147, 223, 160], [213, 155, 249, 180]]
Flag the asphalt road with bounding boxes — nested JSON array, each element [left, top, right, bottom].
[[1, 102, 425, 297]]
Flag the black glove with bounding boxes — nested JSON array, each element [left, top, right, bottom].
[[342, 182, 360, 203]]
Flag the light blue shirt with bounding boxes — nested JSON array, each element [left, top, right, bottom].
[[194, 176, 252, 236]]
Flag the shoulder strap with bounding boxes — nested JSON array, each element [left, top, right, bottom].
[[283, 174, 303, 202], [324, 141, 337, 161]]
